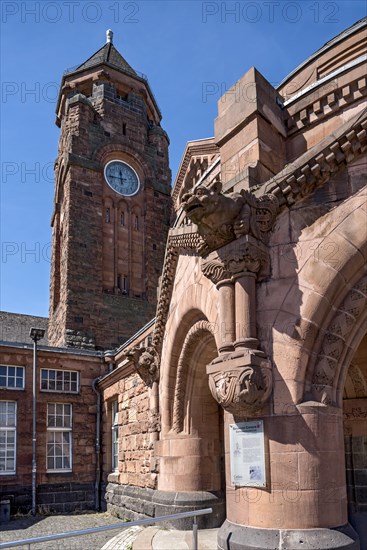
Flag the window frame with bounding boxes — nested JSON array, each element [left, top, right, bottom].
[[46, 403, 72, 473], [0, 365, 25, 390], [111, 401, 119, 472], [40, 369, 79, 394], [0, 400, 17, 475]]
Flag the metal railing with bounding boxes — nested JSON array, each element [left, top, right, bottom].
[[0, 508, 212, 550]]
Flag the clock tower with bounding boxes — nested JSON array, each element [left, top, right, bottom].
[[48, 31, 172, 350]]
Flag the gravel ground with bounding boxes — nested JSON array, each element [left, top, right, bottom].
[[0, 512, 128, 550]]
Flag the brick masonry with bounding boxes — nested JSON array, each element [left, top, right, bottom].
[[0, 345, 106, 514]]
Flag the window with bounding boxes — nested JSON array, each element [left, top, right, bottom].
[[41, 369, 79, 393], [120, 212, 125, 226], [134, 215, 139, 230], [106, 208, 111, 223], [112, 401, 118, 471], [47, 403, 72, 472], [0, 366, 24, 389], [0, 401, 16, 474]]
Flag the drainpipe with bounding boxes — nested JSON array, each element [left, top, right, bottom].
[[29, 327, 45, 517], [92, 377, 102, 511]]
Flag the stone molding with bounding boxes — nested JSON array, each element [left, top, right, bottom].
[[172, 139, 219, 208], [172, 320, 215, 433], [152, 229, 202, 353], [218, 519, 360, 550], [260, 107, 367, 206], [285, 73, 367, 134], [310, 273, 367, 405]]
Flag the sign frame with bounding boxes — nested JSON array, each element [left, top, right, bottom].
[[229, 420, 266, 487]]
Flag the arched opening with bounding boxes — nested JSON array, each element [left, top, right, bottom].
[[157, 321, 225, 527], [343, 332, 367, 547]]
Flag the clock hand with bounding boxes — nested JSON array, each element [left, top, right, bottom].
[[109, 174, 126, 183]]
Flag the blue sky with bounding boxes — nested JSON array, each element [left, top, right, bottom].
[[1, 0, 366, 317]]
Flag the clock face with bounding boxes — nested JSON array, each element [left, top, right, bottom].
[[104, 160, 140, 196]]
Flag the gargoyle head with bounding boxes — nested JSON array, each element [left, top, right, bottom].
[[181, 179, 224, 225], [124, 345, 159, 387]]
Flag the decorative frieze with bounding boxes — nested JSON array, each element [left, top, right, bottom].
[[310, 274, 367, 405], [285, 72, 367, 133], [262, 109, 367, 206]]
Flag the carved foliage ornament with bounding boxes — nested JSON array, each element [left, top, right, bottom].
[[208, 357, 272, 416], [311, 274, 367, 405], [201, 234, 271, 283]]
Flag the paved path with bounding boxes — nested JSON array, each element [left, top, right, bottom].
[[0, 514, 219, 549], [0, 512, 129, 550], [103, 525, 218, 550]]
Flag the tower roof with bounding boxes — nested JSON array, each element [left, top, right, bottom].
[[72, 41, 137, 77], [57, 30, 161, 123]]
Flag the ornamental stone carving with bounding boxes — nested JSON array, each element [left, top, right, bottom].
[[124, 346, 159, 387], [179, 180, 278, 417], [207, 351, 272, 416], [201, 234, 271, 282], [181, 179, 278, 255]]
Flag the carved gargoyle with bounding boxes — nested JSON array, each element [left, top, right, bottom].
[[181, 179, 278, 254], [181, 179, 244, 252], [124, 346, 159, 387]]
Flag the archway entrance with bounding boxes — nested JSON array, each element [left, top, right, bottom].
[[343, 333, 367, 547], [157, 321, 226, 527]]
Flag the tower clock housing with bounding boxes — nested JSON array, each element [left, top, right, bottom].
[[48, 31, 172, 350]]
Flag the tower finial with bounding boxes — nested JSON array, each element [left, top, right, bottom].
[[106, 29, 113, 44]]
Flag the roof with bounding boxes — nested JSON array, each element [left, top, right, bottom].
[[277, 16, 367, 89], [0, 311, 49, 345], [68, 42, 137, 77]]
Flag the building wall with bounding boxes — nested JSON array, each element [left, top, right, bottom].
[[48, 68, 171, 351], [0, 345, 105, 514]]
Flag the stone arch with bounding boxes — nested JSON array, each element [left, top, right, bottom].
[[305, 272, 367, 405], [161, 305, 216, 434], [172, 320, 216, 433], [267, 189, 367, 405]]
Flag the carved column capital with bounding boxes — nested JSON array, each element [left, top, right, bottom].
[[207, 351, 272, 417], [201, 233, 270, 284], [201, 257, 230, 286]]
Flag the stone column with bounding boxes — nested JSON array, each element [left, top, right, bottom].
[[233, 272, 257, 350], [218, 404, 359, 550], [217, 278, 235, 353]]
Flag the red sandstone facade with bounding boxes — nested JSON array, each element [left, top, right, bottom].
[[99, 19, 367, 550], [1, 19, 366, 550], [48, 38, 171, 351]]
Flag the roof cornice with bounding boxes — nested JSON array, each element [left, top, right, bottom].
[[258, 107, 367, 205]]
